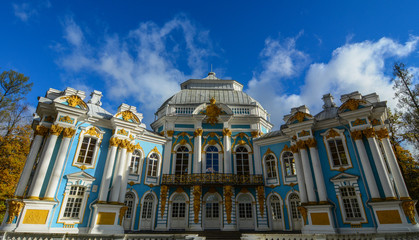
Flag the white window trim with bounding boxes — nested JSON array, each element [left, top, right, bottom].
[[171, 143, 193, 175], [144, 148, 162, 185], [124, 189, 139, 231], [233, 144, 254, 175], [167, 191, 190, 229], [57, 172, 95, 224], [202, 144, 224, 173], [139, 190, 157, 231], [72, 126, 104, 170], [267, 192, 285, 230], [262, 150, 279, 185], [202, 192, 223, 228], [286, 191, 301, 231], [280, 151, 298, 185], [129, 148, 145, 176], [331, 173, 367, 224], [235, 192, 257, 229], [321, 128, 353, 171]]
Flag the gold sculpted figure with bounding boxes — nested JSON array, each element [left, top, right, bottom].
[[193, 185, 202, 223], [224, 185, 233, 224], [7, 200, 25, 224]]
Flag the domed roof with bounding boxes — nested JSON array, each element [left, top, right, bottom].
[[156, 72, 265, 113]]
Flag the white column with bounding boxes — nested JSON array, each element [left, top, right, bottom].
[[298, 141, 316, 203], [292, 147, 308, 203], [27, 125, 63, 200], [364, 128, 397, 199], [380, 134, 410, 199], [110, 141, 128, 203], [307, 139, 328, 202], [98, 138, 119, 202], [253, 143, 262, 175], [223, 128, 232, 174], [162, 138, 173, 175], [14, 126, 48, 198], [193, 128, 202, 174], [44, 128, 76, 200], [119, 148, 133, 203], [351, 130, 380, 200]]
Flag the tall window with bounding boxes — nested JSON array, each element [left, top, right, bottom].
[[265, 154, 277, 178], [328, 139, 348, 167], [270, 195, 282, 220], [205, 194, 219, 219], [206, 146, 219, 173], [77, 137, 97, 164], [340, 186, 362, 220], [124, 192, 135, 218], [130, 150, 141, 174], [289, 193, 301, 219], [283, 152, 296, 176], [175, 146, 189, 175], [63, 186, 85, 219], [238, 195, 252, 219], [172, 194, 186, 219], [236, 146, 250, 175], [147, 153, 159, 177], [141, 194, 154, 219]]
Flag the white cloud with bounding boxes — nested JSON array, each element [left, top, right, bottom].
[[12, 1, 51, 22], [247, 36, 419, 128], [57, 15, 214, 125]]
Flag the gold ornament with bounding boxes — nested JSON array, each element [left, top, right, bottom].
[[179, 139, 187, 145], [6, 200, 25, 224], [193, 185, 202, 224], [375, 128, 389, 139], [204, 97, 222, 125], [61, 95, 87, 108], [402, 201, 417, 224], [34, 125, 49, 136], [298, 130, 310, 137], [127, 143, 135, 153], [238, 140, 246, 145], [224, 186, 233, 224], [291, 145, 299, 153], [298, 206, 308, 225], [119, 139, 130, 149], [363, 128, 375, 138], [109, 137, 120, 147], [63, 128, 76, 138], [351, 130, 363, 140], [117, 129, 128, 136], [297, 140, 306, 150], [352, 118, 367, 127], [160, 185, 168, 217], [44, 116, 54, 123], [371, 119, 381, 126], [58, 115, 74, 124], [194, 128, 203, 137], [86, 127, 100, 137], [167, 130, 174, 137], [119, 206, 128, 225], [50, 125, 64, 136], [289, 111, 312, 123], [339, 99, 366, 112], [305, 138, 317, 148], [326, 129, 340, 139], [223, 128, 232, 137], [256, 186, 265, 217]]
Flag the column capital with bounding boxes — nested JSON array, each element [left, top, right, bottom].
[[222, 128, 232, 137], [363, 128, 375, 138], [351, 130, 363, 140], [109, 137, 120, 147], [119, 139, 130, 149], [63, 128, 76, 138], [305, 138, 317, 148], [194, 128, 203, 137], [375, 128, 389, 139], [166, 130, 175, 137], [291, 145, 299, 153], [34, 125, 49, 136], [50, 124, 64, 136], [127, 143, 135, 153], [297, 140, 306, 150]]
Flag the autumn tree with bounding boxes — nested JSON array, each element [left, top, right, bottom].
[[0, 70, 33, 221]]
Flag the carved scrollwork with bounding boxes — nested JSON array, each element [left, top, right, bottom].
[[6, 200, 25, 224], [402, 201, 417, 225], [222, 128, 232, 137], [194, 128, 203, 137], [351, 130, 363, 140], [50, 125, 64, 136], [34, 125, 49, 136], [63, 128, 76, 138], [193, 185, 202, 223], [224, 185, 233, 224], [298, 206, 308, 225], [160, 185, 168, 217]]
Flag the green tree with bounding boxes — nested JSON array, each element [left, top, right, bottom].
[[392, 63, 419, 151]]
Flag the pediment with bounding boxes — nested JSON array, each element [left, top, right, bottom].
[[330, 172, 358, 182], [66, 171, 96, 182]]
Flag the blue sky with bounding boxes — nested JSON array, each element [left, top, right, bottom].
[[1, 0, 419, 128]]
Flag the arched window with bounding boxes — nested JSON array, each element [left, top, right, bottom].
[[124, 192, 135, 219], [289, 193, 301, 220], [282, 152, 296, 176], [206, 146, 219, 173], [141, 194, 154, 219], [270, 195, 281, 220], [236, 146, 250, 175], [147, 153, 159, 177], [175, 146, 189, 175], [265, 154, 277, 178], [129, 150, 141, 174]]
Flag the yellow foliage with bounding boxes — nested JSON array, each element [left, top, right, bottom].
[[394, 145, 419, 206], [0, 125, 32, 221]]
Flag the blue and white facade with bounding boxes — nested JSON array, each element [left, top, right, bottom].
[[1, 72, 418, 234]]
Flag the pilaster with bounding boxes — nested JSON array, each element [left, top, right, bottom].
[[292, 145, 308, 203], [306, 139, 328, 202], [298, 141, 316, 203], [98, 138, 119, 202]]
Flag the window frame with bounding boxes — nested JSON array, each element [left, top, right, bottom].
[[321, 128, 353, 171], [144, 147, 162, 185], [202, 144, 223, 173], [233, 145, 253, 176], [262, 149, 280, 186], [72, 126, 104, 170], [57, 172, 95, 225], [129, 149, 142, 175], [139, 190, 157, 231], [171, 144, 192, 175]]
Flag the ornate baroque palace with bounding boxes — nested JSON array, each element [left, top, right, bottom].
[[1, 72, 418, 234]]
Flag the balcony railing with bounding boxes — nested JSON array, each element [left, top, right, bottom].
[[162, 173, 264, 186]]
